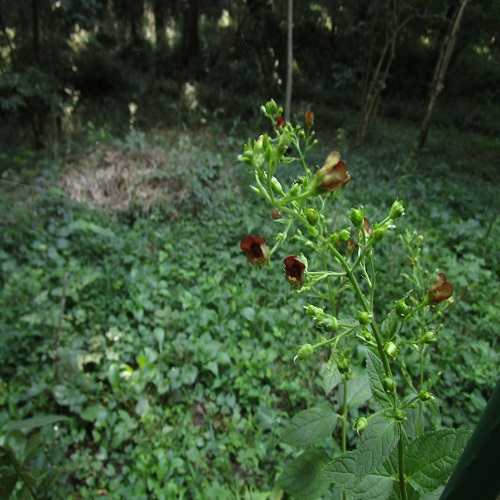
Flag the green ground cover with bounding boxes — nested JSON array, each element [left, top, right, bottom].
[[0, 117, 499, 498]]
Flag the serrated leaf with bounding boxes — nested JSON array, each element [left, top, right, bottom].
[[325, 451, 394, 499], [281, 407, 338, 447], [365, 350, 392, 408], [323, 360, 342, 396], [381, 310, 399, 342], [352, 473, 394, 498], [324, 451, 357, 489], [277, 449, 330, 499], [377, 431, 409, 478], [406, 428, 471, 493], [338, 375, 371, 410], [356, 414, 399, 475]]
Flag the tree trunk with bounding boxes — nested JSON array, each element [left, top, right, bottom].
[[284, 0, 293, 122], [31, 0, 44, 148], [180, 0, 200, 70], [409, 0, 470, 161], [357, 5, 414, 142]]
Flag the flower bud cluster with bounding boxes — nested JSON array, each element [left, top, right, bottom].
[[304, 304, 339, 334]]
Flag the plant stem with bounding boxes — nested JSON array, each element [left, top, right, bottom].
[[398, 426, 407, 500], [325, 238, 392, 376], [342, 373, 348, 454]]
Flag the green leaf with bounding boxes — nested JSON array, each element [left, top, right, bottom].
[[325, 451, 394, 499], [381, 310, 399, 342], [338, 375, 371, 410], [135, 398, 150, 416], [80, 404, 108, 425], [323, 360, 342, 396], [0, 470, 18, 498], [281, 407, 338, 447], [276, 449, 330, 499], [23, 432, 44, 463], [365, 350, 392, 408], [356, 414, 399, 475], [4, 415, 68, 432], [324, 451, 357, 490], [352, 473, 394, 498], [406, 428, 471, 493]]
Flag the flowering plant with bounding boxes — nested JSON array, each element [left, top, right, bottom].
[[238, 101, 469, 499]]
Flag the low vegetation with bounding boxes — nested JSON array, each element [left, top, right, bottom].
[[0, 110, 499, 497]]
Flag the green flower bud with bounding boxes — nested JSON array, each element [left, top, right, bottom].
[[337, 356, 350, 375], [297, 343, 314, 360], [419, 390, 434, 402], [306, 225, 318, 238], [328, 232, 340, 244], [305, 304, 325, 319], [349, 206, 364, 229], [384, 342, 398, 358], [422, 330, 437, 344], [371, 226, 389, 242], [338, 229, 351, 242], [383, 377, 396, 394], [394, 409, 406, 422], [362, 329, 376, 343], [395, 299, 411, 318], [389, 199, 405, 220], [262, 134, 270, 151], [271, 177, 284, 196], [318, 316, 338, 332], [355, 417, 368, 434], [264, 100, 279, 116], [358, 311, 371, 326], [289, 184, 300, 197], [305, 208, 320, 226]]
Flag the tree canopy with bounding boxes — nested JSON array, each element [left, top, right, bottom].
[[0, 0, 499, 148]]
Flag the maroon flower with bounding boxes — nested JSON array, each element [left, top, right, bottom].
[[275, 116, 285, 130], [313, 152, 349, 194], [305, 111, 314, 128], [363, 217, 372, 235], [284, 256, 306, 289], [427, 273, 453, 305], [240, 236, 269, 266]]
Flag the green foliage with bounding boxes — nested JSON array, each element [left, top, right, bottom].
[[0, 101, 498, 497], [0, 415, 68, 498], [237, 101, 497, 498]]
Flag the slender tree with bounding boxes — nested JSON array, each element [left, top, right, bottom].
[[284, 0, 293, 122], [409, 0, 471, 160], [357, 0, 415, 142]]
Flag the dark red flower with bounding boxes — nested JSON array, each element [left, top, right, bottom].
[[284, 256, 306, 289], [276, 116, 285, 130], [240, 236, 269, 266], [363, 217, 372, 235], [305, 111, 314, 128], [427, 273, 453, 305], [313, 152, 349, 194]]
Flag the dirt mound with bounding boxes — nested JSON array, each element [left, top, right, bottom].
[[61, 140, 190, 214]]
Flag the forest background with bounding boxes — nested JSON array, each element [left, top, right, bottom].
[[0, 0, 499, 498]]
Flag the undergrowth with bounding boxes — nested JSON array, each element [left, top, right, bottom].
[[0, 119, 498, 497]]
